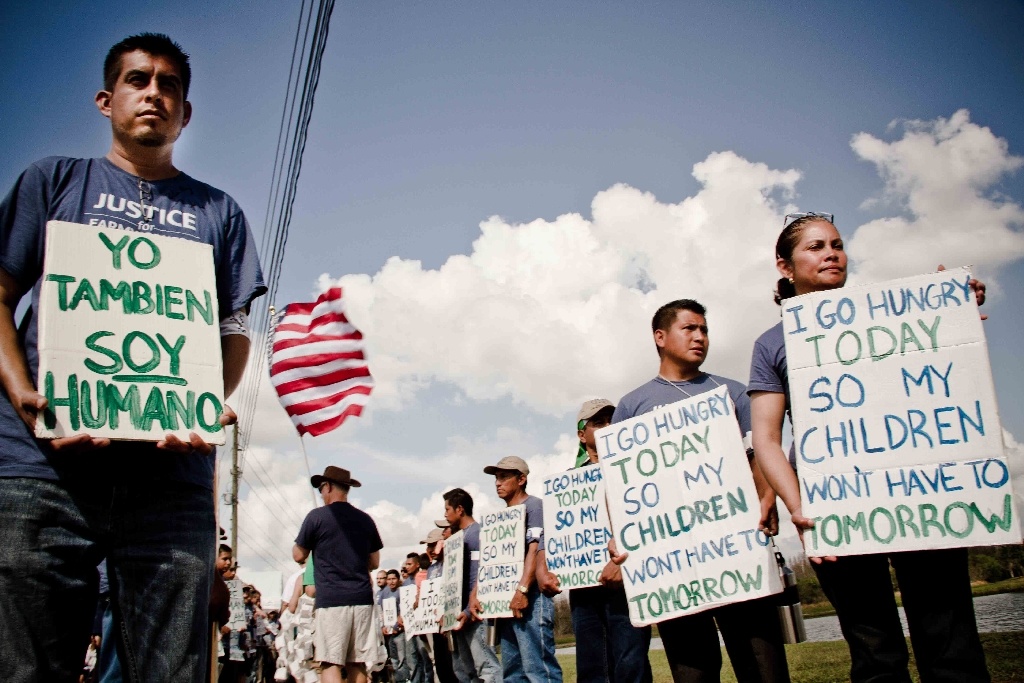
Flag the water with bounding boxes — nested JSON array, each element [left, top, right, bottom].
[[555, 593, 1023, 654], [802, 591, 1024, 643]]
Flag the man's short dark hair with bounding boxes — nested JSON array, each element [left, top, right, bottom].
[[386, 569, 400, 578], [218, 544, 232, 556], [443, 488, 474, 516], [104, 33, 192, 99], [406, 552, 420, 561], [419, 553, 430, 570], [652, 299, 707, 334]]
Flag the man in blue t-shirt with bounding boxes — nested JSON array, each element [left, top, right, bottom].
[[611, 299, 789, 683], [294, 466, 384, 683], [0, 33, 265, 682], [477, 456, 562, 683], [442, 487, 501, 683]]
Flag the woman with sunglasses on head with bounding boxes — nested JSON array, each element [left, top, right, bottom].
[[747, 212, 991, 683]]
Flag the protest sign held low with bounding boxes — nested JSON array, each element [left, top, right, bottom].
[[542, 467, 611, 590], [382, 596, 398, 631], [439, 529, 464, 632], [783, 268, 1022, 555], [34, 221, 225, 443], [407, 578, 443, 636], [597, 388, 782, 627], [400, 584, 417, 629], [476, 504, 525, 618]]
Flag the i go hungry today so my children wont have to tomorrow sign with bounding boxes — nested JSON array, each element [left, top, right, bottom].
[[783, 267, 1022, 556], [596, 388, 784, 627], [34, 221, 226, 444]]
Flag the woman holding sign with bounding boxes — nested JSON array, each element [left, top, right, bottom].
[[748, 212, 990, 683]]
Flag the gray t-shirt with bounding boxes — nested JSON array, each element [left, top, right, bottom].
[[747, 321, 796, 466], [613, 372, 752, 454], [523, 494, 544, 546]]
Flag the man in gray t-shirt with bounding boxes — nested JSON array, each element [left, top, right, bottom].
[[611, 299, 790, 683], [479, 456, 562, 683]]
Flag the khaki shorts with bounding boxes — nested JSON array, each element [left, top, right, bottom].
[[313, 604, 386, 669]]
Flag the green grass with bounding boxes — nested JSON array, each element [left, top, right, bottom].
[[556, 632, 1024, 683], [798, 576, 1024, 620]]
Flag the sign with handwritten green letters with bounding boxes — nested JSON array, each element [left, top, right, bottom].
[[34, 221, 225, 444], [439, 529, 464, 632], [407, 578, 443, 636], [597, 389, 783, 627], [783, 268, 1022, 555], [542, 467, 611, 590], [476, 504, 525, 618]]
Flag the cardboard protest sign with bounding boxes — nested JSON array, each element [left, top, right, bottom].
[[382, 597, 398, 631], [227, 578, 246, 629], [439, 529, 464, 632], [783, 268, 1021, 555], [35, 221, 225, 443], [400, 584, 417, 628], [542, 468, 611, 590], [476, 504, 526, 618], [597, 389, 783, 627], [407, 578, 443, 635]]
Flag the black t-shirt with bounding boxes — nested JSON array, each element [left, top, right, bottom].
[[295, 502, 383, 608]]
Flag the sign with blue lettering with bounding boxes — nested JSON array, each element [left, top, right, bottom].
[[476, 504, 525, 618], [35, 221, 225, 443], [597, 388, 782, 626], [542, 467, 611, 590], [783, 268, 1021, 555]]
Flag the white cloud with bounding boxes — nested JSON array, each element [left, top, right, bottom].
[[848, 109, 1024, 285], [231, 111, 1024, 579], [328, 151, 801, 416]]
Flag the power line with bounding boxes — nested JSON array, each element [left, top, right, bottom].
[[238, 451, 312, 527], [234, 0, 338, 468], [239, 473, 307, 531]]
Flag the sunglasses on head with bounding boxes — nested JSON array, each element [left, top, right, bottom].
[[783, 211, 833, 228]]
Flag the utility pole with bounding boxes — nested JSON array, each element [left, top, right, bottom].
[[231, 422, 240, 561]]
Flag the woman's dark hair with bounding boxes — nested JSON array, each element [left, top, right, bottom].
[[773, 215, 835, 305]]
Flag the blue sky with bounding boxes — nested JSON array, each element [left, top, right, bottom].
[[3, 1, 1023, 580]]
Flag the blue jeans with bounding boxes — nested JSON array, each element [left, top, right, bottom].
[[388, 632, 412, 682], [0, 476, 215, 683], [452, 619, 500, 683], [499, 589, 562, 683], [569, 586, 652, 683], [410, 634, 433, 683], [99, 598, 124, 682]]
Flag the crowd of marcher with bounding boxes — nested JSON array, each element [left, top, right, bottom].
[[0, 28, 1004, 683]]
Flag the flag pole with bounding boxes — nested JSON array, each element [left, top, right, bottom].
[[300, 435, 318, 508]]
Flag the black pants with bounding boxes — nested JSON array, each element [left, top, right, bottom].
[[813, 547, 989, 683], [431, 633, 458, 683], [658, 595, 790, 683]]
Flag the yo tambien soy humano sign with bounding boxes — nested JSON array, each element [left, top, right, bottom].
[[597, 388, 782, 627], [34, 222, 225, 443], [783, 268, 1021, 555], [475, 504, 525, 618], [542, 467, 611, 590]]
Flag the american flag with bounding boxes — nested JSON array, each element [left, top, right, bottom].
[[269, 287, 373, 437]]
